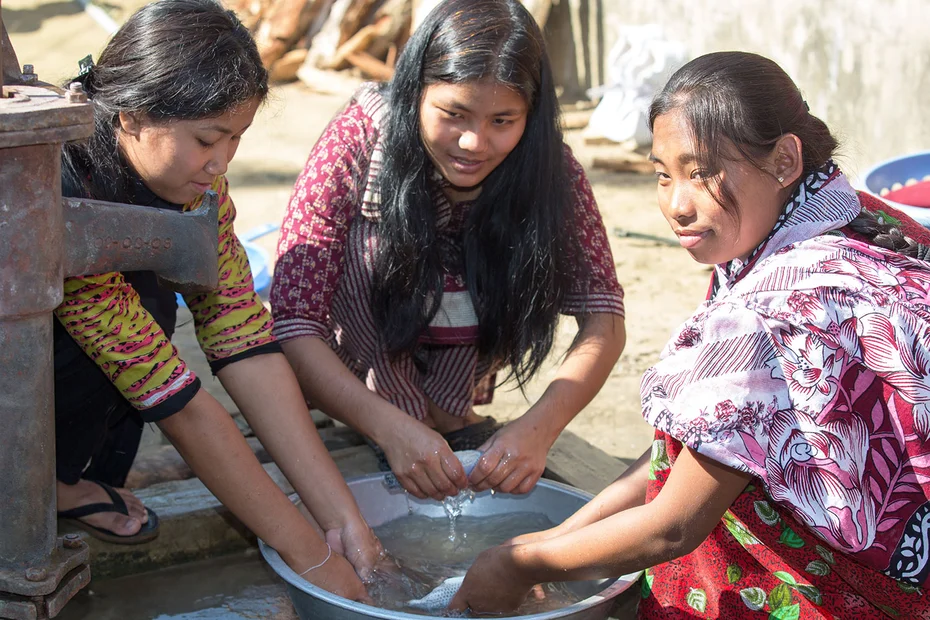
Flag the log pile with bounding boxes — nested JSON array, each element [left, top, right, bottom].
[[223, 0, 553, 92]]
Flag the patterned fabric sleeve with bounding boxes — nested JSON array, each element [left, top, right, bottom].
[[54, 273, 201, 422], [183, 176, 281, 373], [640, 300, 790, 480], [561, 146, 626, 317], [270, 100, 376, 342]]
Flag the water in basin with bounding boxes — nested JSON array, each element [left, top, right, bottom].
[[262, 475, 641, 620], [367, 511, 594, 616]]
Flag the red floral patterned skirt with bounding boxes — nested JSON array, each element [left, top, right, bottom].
[[637, 432, 928, 619]]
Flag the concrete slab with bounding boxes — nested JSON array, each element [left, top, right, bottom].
[[57, 550, 298, 620], [62, 446, 381, 579]]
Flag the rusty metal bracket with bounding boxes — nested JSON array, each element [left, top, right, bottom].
[[0, 535, 89, 619], [0, 539, 88, 598], [63, 191, 220, 293], [0, 84, 93, 148], [0, 562, 91, 620]]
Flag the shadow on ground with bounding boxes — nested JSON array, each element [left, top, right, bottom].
[[227, 161, 305, 188], [1, 1, 82, 33]]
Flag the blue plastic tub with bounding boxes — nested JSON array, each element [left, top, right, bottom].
[[861, 151, 930, 226]]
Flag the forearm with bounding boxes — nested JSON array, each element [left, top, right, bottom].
[[514, 502, 683, 583], [157, 388, 328, 568], [507, 447, 749, 584], [216, 353, 365, 532], [507, 447, 650, 547], [558, 446, 650, 532], [280, 336, 413, 446], [525, 313, 626, 445]]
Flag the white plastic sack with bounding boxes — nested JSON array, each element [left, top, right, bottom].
[[585, 25, 688, 147]]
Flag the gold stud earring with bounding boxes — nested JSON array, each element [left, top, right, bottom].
[[777, 176, 785, 184]]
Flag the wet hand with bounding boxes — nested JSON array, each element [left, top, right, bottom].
[[325, 518, 385, 581], [381, 419, 467, 501], [296, 548, 373, 604], [447, 546, 535, 614], [469, 419, 549, 494], [283, 541, 372, 603]]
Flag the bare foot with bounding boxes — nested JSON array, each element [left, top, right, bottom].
[[57, 479, 147, 536]]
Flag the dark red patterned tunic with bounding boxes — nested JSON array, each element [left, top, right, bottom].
[[271, 84, 624, 419]]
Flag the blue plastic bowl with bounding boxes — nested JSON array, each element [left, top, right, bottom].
[[862, 151, 930, 226]]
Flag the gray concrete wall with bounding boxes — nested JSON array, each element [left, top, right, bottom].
[[556, 0, 930, 175]]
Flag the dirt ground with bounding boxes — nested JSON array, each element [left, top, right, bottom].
[[3, 0, 711, 464]]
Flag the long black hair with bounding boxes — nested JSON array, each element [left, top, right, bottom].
[[371, 0, 576, 388], [649, 51, 919, 256], [62, 0, 268, 203]]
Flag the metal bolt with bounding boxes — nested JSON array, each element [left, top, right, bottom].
[[66, 82, 88, 104], [25, 567, 48, 582], [63, 533, 82, 549], [21, 64, 37, 85]]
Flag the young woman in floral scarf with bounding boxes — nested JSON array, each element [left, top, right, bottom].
[[449, 51, 930, 618]]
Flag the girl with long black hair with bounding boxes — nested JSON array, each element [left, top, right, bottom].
[[54, 0, 380, 600], [271, 0, 626, 501]]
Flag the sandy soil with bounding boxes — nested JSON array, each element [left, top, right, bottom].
[[4, 0, 711, 464]]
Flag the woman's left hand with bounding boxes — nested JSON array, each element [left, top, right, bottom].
[[469, 417, 551, 494], [448, 546, 535, 614], [325, 518, 386, 581]]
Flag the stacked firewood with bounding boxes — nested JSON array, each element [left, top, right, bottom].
[[223, 0, 553, 91]]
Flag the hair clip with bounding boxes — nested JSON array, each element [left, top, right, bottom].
[[77, 55, 95, 77], [803, 100, 810, 112]]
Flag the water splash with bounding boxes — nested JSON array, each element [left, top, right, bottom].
[[441, 489, 476, 543]]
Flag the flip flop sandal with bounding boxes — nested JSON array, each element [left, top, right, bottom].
[[57, 480, 160, 545]]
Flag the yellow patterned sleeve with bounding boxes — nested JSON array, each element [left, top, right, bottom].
[[183, 176, 281, 373], [54, 272, 201, 421]]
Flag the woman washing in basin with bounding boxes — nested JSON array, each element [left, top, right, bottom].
[[450, 51, 930, 618], [271, 0, 626, 502], [53, 0, 380, 600]]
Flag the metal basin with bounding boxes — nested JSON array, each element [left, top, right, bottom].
[[260, 474, 640, 620]]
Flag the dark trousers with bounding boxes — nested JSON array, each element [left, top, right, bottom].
[[54, 320, 143, 487]]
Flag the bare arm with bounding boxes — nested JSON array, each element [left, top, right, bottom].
[[157, 388, 369, 600], [216, 352, 383, 575], [280, 336, 467, 500], [451, 446, 750, 614], [506, 445, 651, 548], [470, 312, 627, 493]]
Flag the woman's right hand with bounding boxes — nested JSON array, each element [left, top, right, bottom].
[[325, 517, 385, 580], [296, 550, 373, 603], [380, 416, 467, 500]]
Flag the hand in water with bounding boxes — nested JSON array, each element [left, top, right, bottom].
[[287, 547, 372, 603], [447, 545, 535, 614], [381, 417, 467, 501], [469, 418, 549, 494], [325, 518, 386, 581]]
